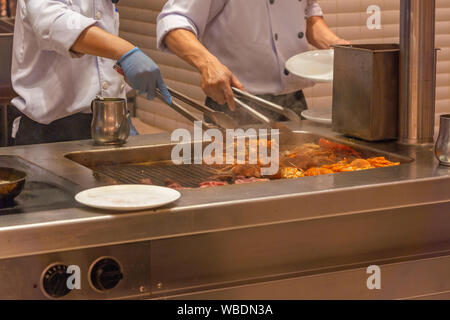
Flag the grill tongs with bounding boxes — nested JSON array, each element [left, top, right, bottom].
[[156, 87, 238, 131], [230, 88, 298, 143], [232, 87, 302, 124]]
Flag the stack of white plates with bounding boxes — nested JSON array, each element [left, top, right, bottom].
[[286, 49, 334, 125], [285, 49, 334, 83], [301, 106, 332, 125]]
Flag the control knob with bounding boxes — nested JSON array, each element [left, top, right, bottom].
[[90, 258, 123, 291], [42, 264, 71, 299]]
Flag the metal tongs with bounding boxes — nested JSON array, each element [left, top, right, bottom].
[[231, 88, 299, 143], [156, 86, 298, 142], [156, 87, 240, 131], [232, 87, 302, 124]]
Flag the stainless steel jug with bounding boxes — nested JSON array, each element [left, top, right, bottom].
[[435, 114, 450, 166], [91, 98, 130, 145]]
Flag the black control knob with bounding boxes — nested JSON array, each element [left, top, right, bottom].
[[90, 258, 123, 291], [42, 264, 71, 299]]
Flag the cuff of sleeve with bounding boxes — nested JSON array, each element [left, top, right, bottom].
[[305, 3, 324, 19], [156, 15, 198, 52], [49, 12, 98, 58]]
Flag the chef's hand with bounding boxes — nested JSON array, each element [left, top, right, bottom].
[[306, 16, 351, 49], [331, 38, 352, 46], [118, 47, 172, 104], [199, 57, 245, 111]]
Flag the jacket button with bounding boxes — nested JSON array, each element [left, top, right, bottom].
[[298, 32, 304, 39], [284, 69, 290, 76], [269, 0, 275, 4], [274, 33, 278, 41]]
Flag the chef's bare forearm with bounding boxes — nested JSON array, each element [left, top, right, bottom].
[[164, 29, 220, 74], [306, 16, 348, 49], [71, 26, 135, 60], [163, 28, 244, 110]]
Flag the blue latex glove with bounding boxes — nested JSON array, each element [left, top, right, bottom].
[[129, 117, 139, 136], [118, 47, 172, 104]]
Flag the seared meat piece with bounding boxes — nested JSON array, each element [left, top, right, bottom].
[[199, 181, 228, 188], [207, 174, 235, 183], [139, 178, 153, 185], [318, 138, 361, 157], [231, 164, 262, 178], [281, 143, 335, 169], [215, 164, 262, 178], [234, 177, 270, 184], [164, 178, 190, 190]]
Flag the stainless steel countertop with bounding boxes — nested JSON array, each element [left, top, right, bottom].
[[1, 121, 449, 259]]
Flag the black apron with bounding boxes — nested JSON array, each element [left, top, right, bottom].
[[13, 111, 93, 146]]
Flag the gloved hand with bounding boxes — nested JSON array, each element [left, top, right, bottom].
[[128, 117, 139, 136], [118, 47, 172, 104]]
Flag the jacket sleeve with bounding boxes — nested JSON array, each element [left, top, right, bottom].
[[156, 0, 227, 52], [305, 0, 324, 18], [23, 0, 98, 58]]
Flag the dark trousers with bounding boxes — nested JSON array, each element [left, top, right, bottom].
[[14, 112, 93, 146], [205, 90, 308, 126]]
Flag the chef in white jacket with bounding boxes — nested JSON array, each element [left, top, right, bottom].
[[157, 0, 348, 124], [11, 0, 171, 145]]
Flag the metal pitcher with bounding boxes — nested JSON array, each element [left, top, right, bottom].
[[91, 98, 130, 145], [435, 114, 450, 166]]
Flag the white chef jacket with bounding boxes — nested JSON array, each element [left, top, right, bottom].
[[157, 0, 323, 96], [11, 0, 126, 125]]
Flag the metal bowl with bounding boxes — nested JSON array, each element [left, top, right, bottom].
[[0, 167, 26, 203]]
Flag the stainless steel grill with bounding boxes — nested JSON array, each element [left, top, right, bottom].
[[94, 164, 218, 188]]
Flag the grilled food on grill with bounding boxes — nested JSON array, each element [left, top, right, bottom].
[[234, 177, 270, 184], [280, 167, 304, 179], [304, 167, 334, 176], [139, 138, 400, 190], [318, 138, 362, 157], [165, 178, 191, 190], [321, 157, 399, 172], [199, 181, 229, 188]]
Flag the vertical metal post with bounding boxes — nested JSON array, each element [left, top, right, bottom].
[[399, 0, 437, 144]]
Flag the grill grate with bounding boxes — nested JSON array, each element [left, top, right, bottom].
[[94, 164, 219, 188]]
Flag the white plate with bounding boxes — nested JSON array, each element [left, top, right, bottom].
[[75, 185, 181, 211], [301, 106, 332, 125], [285, 49, 334, 83]]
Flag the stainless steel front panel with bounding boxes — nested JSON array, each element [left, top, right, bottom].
[[149, 202, 450, 298], [0, 242, 152, 299], [163, 253, 450, 300]]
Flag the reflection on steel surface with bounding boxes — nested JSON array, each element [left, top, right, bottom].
[[435, 114, 450, 166]]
